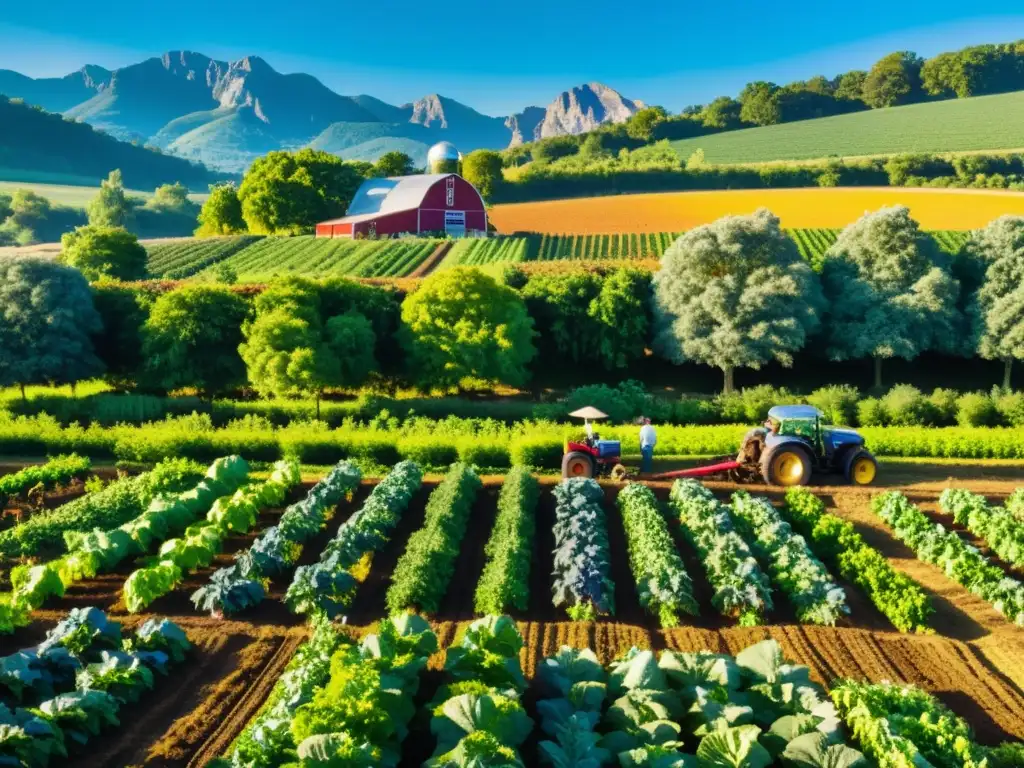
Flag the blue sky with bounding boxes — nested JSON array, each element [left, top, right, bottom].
[[2, 1, 1024, 115]]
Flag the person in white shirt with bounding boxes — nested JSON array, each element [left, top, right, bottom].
[[639, 417, 657, 473], [584, 420, 595, 444]]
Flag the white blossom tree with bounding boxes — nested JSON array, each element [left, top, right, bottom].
[[966, 215, 1024, 388], [651, 208, 824, 393], [821, 206, 961, 389]]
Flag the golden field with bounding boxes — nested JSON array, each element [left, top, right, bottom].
[[488, 187, 1024, 233]]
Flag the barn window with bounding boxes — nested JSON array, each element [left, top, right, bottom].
[[446, 177, 455, 207]]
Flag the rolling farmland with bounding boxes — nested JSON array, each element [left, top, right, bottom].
[[488, 186, 1024, 232], [668, 89, 1024, 164]]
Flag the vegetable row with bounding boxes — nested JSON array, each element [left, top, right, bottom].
[[0, 607, 190, 767], [551, 478, 615, 621], [940, 487, 1024, 567], [0, 454, 90, 506]]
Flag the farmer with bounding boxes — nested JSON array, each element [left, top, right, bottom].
[[639, 417, 657, 473]]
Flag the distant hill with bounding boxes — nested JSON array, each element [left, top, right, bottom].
[[0, 95, 227, 190], [669, 90, 1024, 165], [0, 51, 643, 173]]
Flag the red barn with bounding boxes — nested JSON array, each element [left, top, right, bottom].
[[315, 173, 487, 238]]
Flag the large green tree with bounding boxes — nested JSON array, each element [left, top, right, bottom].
[[626, 106, 668, 141], [59, 225, 148, 282], [651, 209, 824, 393], [821, 205, 961, 389], [862, 51, 924, 108], [91, 283, 151, 389], [0, 256, 103, 398], [141, 285, 249, 396], [196, 184, 246, 236], [739, 81, 782, 126], [374, 151, 415, 177], [87, 170, 132, 228], [966, 215, 1024, 388], [461, 150, 505, 201], [238, 149, 363, 234], [401, 267, 536, 389]]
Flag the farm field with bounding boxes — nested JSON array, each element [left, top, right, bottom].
[[0, 179, 209, 208], [668, 89, 1024, 165], [488, 186, 1024, 232], [3, 460, 1024, 767]]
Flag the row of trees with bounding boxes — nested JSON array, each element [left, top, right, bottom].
[[3, 207, 1023, 397], [506, 39, 1024, 160]]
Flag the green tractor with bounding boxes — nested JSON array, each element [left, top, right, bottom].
[[739, 405, 878, 487]]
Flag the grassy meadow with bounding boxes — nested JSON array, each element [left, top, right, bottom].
[[669, 90, 1024, 165]]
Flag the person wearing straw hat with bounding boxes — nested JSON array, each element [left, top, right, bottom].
[[639, 416, 657, 473]]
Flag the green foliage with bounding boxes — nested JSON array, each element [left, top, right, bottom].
[[652, 209, 824, 392], [474, 467, 539, 615], [238, 149, 363, 234], [386, 463, 481, 614], [627, 106, 669, 141], [86, 170, 132, 228], [195, 183, 247, 237], [551, 479, 615, 620], [141, 285, 249, 396], [240, 307, 338, 401], [401, 268, 536, 388], [821, 206, 962, 384], [91, 283, 151, 387], [941, 488, 1024, 569], [0, 454, 90, 506], [59, 224, 148, 282], [325, 312, 377, 388], [0, 255, 103, 392], [461, 150, 505, 201], [374, 151, 415, 178], [806, 385, 859, 425], [862, 52, 924, 108]]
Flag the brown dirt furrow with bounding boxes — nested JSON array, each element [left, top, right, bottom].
[[832, 628, 904, 682], [794, 626, 861, 684], [524, 486, 558, 623], [660, 626, 728, 654], [182, 629, 306, 768], [436, 483, 499, 621]]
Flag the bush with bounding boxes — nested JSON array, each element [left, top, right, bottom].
[[457, 439, 511, 469], [994, 389, 1024, 427], [956, 392, 999, 427], [672, 397, 721, 425], [510, 436, 562, 469], [717, 385, 802, 423], [535, 380, 670, 424], [928, 388, 960, 425], [857, 397, 887, 426], [396, 436, 459, 468], [807, 385, 859, 425], [881, 385, 934, 426]]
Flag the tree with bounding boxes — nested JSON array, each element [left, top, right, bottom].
[[239, 307, 339, 414], [91, 283, 151, 389], [0, 193, 12, 222], [400, 267, 536, 389], [325, 311, 377, 388], [579, 133, 611, 159], [461, 150, 505, 201], [820, 206, 961, 389], [195, 184, 246, 236], [738, 82, 781, 126], [834, 70, 868, 102], [626, 106, 668, 141], [87, 170, 132, 228], [147, 182, 191, 212], [0, 255, 103, 398], [862, 51, 924, 108], [141, 285, 249, 396], [238, 149, 363, 234], [59, 225, 148, 282], [966, 215, 1024, 388], [700, 97, 742, 129], [651, 209, 824, 393], [374, 151, 414, 177]]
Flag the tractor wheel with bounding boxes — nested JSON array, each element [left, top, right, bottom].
[[562, 452, 594, 479], [761, 445, 812, 487], [844, 449, 878, 486]]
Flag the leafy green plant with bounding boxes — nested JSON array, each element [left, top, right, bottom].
[[940, 487, 1024, 567], [0, 454, 91, 507], [551, 478, 615, 621]]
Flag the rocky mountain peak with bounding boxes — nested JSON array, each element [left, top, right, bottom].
[[539, 82, 642, 138]]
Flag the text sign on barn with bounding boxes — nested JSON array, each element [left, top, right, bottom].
[[444, 210, 466, 236], [446, 177, 455, 207]]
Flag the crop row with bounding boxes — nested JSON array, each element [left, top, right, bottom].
[[221, 613, 1022, 767], [0, 607, 190, 767], [0, 453, 90, 507], [8, 412, 1024, 468], [191, 460, 362, 616], [940, 487, 1024, 567], [551, 478, 615, 621], [1, 456, 250, 632], [123, 459, 301, 612], [873, 491, 1024, 626], [144, 235, 443, 280], [385, 462, 481, 614], [286, 460, 422, 617]]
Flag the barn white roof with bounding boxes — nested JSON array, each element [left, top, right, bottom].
[[345, 173, 453, 218]]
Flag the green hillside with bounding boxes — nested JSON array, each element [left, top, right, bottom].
[[669, 90, 1024, 165]]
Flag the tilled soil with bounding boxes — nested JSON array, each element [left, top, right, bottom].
[[8, 465, 1024, 765]]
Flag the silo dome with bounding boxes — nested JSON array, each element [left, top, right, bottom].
[[427, 141, 461, 173]]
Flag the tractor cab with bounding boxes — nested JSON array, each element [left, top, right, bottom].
[[743, 405, 877, 487], [562, 406, 622, 478]]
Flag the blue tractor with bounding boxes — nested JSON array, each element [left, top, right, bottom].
[[738, 405, 878, 487]]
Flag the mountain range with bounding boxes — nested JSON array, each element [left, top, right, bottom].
[[0, 51, 644, 173]]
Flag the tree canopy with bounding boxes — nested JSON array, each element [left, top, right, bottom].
[[141, 285, 249, 396], [401, 268, 536, 389], [0, 256, 103, 395], [87, 170, 132, 228], [461, 150, 504, 201], [237, 149, 364, 234], [59, 225, 148, 282], [861, 51, 924, 108], [651, 208, 824, 393], [821, 205, 961, 388], [966, 215, 1024, 388], [374, 151, 415, 177], [195, 184, 246, 236]]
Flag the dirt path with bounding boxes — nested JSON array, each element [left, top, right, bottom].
[[407, 240, 453, 277]]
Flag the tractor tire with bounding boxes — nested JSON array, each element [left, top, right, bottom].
[[844, 449, 878, 486], [761, 444, 813, 487], [562, 452, 594, 479]]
